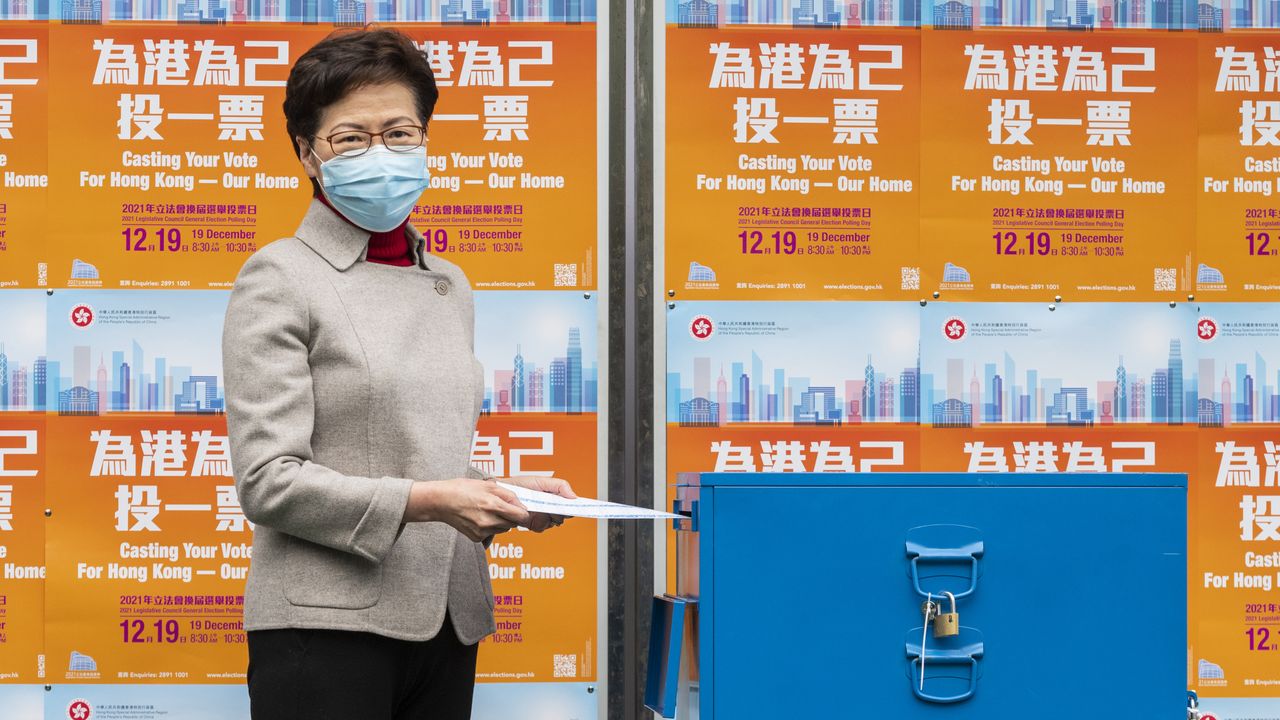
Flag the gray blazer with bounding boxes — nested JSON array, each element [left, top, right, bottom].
[[222, 198, 495, 644]]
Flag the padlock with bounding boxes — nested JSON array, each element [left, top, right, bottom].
[[932, 591, 960, 638]]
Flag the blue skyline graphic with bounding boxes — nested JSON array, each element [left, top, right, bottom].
[[473, 291, 599, 414], [45, 291, 228, 415], [0, 291, 46, 413], [45, 0, 597, 22], [5, 290, 600, 416], [0, 0, 52, 18], [669, 0, 922, 27], [1195, 303, 1280, 425], [921, 302, 1198, 427], [972, 0, 1199, 28], [661, 0, 1211, 26], [667, 301, 921, 425], [1210, 0, 1280, 28]]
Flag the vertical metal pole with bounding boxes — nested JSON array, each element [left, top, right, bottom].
[[608, 0, 654, 717]]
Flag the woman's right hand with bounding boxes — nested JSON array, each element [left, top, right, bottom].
[[405, 479, 531, 542]]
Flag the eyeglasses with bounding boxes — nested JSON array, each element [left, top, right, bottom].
[[315, 125, 427, 157]]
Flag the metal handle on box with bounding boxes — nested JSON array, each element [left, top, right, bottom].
[[909, 655, 980, 704]]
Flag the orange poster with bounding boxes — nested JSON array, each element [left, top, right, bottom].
[[665, 424, 922, 588], [44, 415, 251, 683], [1198, 35, 1280, 299], [918, 424, 1197, 474], [472, 413, 599, 683], [44, 23, 598, 292], [400, 25, 600, 292], [46, 24, 321, 291], [0, 28, 48, 288], [665, 28, 920, 300], [0, 415, 45, 684], [1191, 427, 1280, 697], [921, 31, 1196, 300]]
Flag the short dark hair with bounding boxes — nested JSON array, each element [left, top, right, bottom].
[[283, 27, 439, 195]]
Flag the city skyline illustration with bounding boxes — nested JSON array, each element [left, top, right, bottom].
[[667, 302, 921, 426], [921, 302, 1198, 427], [44, 291, 229, 415], [9, 292, 1279, 425], [0, 0, 1264, 26], [1195, 0, 1280, 28], [671, 0, 923, 27], [19, 0, 598, 23], [666, 0, 1224, 27], [1194, 303, 1280, 426], [973, 0, 1199, 28], [0, 291, 47, 413], [473, 291, 599, 414], [4, 290, 600, 415]]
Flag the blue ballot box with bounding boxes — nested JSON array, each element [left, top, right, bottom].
[[646, 472, 1187, 719]]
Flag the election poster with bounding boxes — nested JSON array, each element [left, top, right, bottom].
[[40, 291, 240, 682], [664, 26, 921, 300], [402, 24, 601, 292], [1198, 35, 1280, 300], [43, 21, 600, 293], [46, 24, 317, 291], [0, 0, 607, 716], [0, 28, 48, 289], [1189, 304, 1280, 702], [473, 414, 599, 684], [44, 413, 250, 684], [920, 31, 1197, 300], [0, 290, 47, 682], [471, 291, 600, 684], [1194, 424, 1280, 702], [0, 414, 45, 685], [33, 288, 602, 688]]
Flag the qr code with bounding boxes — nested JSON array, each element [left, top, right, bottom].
[[553, 654, 578, 678], [554, 263, 578, 287], [900, 266, 920, 291], [1153, 268, 1176, 291]]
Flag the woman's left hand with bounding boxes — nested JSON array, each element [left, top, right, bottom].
[[502, 475, 575, 532]]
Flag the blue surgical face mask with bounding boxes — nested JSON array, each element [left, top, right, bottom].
[[314, 144, 430, 233]]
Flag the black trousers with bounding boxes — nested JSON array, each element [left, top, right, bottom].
[[246, 614, 479, 720]]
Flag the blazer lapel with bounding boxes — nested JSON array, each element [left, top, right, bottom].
[[295, 197, 372, 271]]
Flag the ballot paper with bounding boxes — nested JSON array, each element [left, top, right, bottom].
[[497, 482, 683, 520]]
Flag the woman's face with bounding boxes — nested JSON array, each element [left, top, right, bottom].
[[297, 81, 423, 180]]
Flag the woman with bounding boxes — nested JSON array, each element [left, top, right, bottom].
[[222, 28, 574, 719]]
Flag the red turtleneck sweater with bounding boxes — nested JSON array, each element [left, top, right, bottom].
[[316, 193, 415, 267]]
